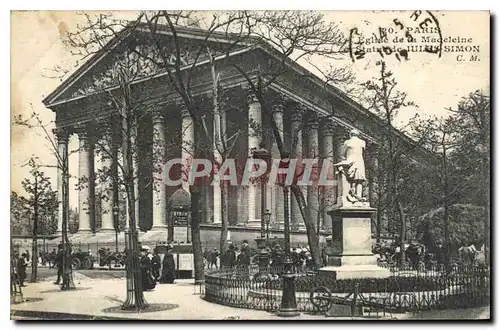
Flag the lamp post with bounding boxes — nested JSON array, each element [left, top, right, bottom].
[[264, 209, 271, 241], [252, 143, 271, 277], [113, 204, 119, 253], [277, 152, 299, 317]]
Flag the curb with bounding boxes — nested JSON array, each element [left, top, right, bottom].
[[11, 310, 141, 321]]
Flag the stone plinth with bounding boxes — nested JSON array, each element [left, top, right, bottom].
[[319, 205, 390, 280]]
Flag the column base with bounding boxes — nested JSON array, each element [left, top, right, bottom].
[[246, 220, 261, 228], [78, 229, 93, 234], [150, 226, 167, 231], [98, 228, 115, 233]]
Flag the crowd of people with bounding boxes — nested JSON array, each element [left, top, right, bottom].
[[203, 240, 316, 271], [139, 245, 177, 291]]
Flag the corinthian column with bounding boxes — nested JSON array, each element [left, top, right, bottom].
[[321, 119, 335, 230], [151, 111, 167, 230], [99, 129, 115, 232], [289, 105, 304, 230], [54, 128, 69, 235], [306, 113, 320, 230], [247, 93, 262, 224], [77, 129, 93, 233]]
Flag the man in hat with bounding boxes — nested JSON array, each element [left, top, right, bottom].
[[159, 245, 176, 284], [53, 246, 64, 285], [435, 240, 447, 270], [17, 253, 28, 287], [151, 249, 162, 281], [223, 244, 236, 269], [239, 240, 251, 267]]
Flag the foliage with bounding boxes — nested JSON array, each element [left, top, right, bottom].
[[12, 158, 58, 236], [11, 192, 30, 236], [418, 204, 485, 248]]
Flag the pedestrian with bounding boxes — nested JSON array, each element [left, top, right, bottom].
[[239, 240, 251, 266], [151, 250, 161, 281], [25, 250, 30, 263], [435, 240, 446, 269], [159, 245, 176, 284], [53, 247, 64, 285], [140, 247, 156, 291], [223, 244, 237, 269], [17, 253, 28, 287], [49, 249, 56, 269]]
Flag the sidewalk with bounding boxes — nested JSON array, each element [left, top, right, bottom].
[[10, 278, 324, 320], [10, 277, 490, 320]]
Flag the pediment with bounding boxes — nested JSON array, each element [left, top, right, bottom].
[[44, 27, 250, 107]]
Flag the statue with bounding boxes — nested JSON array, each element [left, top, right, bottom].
[[334, 129, 367, 204]]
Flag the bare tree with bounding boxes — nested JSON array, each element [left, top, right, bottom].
[[14, 111, 76, 290], [51, 10, 355, 273], [357, 61, 435, 268]]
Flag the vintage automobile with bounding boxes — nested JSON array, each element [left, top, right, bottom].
[[97, 248, 126, 270], [71, 250, 96, 270]]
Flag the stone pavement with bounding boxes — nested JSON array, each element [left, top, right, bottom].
[[10, 276, 490, 320]]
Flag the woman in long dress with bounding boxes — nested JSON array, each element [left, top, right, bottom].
[[159, 246, 176, 284], [140, 251, 156, 291]]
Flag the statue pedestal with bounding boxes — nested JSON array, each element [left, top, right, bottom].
[[319, 205, 390, 280]]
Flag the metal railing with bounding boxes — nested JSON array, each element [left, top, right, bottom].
[[203, 264, 490, 315]]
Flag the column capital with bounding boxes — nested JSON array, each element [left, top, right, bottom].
[[53, 127, 70, 142], [305, 112, 319, 130], [290, 103, 306, 122], [181, 108, 191, 119], [333, 122, 350, 138], [151, 110, 165, 124], [73, 123, 91, 139], [272, 99, 285, 115], [321, 119, 335, 136], [247, 92, 259, 105]]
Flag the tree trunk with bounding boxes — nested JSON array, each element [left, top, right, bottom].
[[290, 186, 321, 268], [219, 182, 229, 253], [31, 177, 38, 283], [190, 185, 205, 284], [397, 199, 406, 269]]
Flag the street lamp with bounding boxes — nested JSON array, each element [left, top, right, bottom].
[[252, 142, 272, 240], [113, 204, 120, 253], [264, 209, 271, 240], [276, 152, 299, 317], [252, 143, 272, 277]]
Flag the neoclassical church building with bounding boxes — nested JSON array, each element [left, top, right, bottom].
[[42, 23, 430, 248]]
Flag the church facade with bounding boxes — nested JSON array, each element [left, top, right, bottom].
[[42, 24, 429, 247]]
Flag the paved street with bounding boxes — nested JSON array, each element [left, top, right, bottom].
[[11, 274, 490, 321]]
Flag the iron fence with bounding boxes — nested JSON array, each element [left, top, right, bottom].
[[203, 264, 490, 316]]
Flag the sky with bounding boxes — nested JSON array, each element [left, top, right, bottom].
[[10, 10, 490, 208]]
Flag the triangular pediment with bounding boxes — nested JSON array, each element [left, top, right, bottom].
[[43, 25, 253, 107]]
